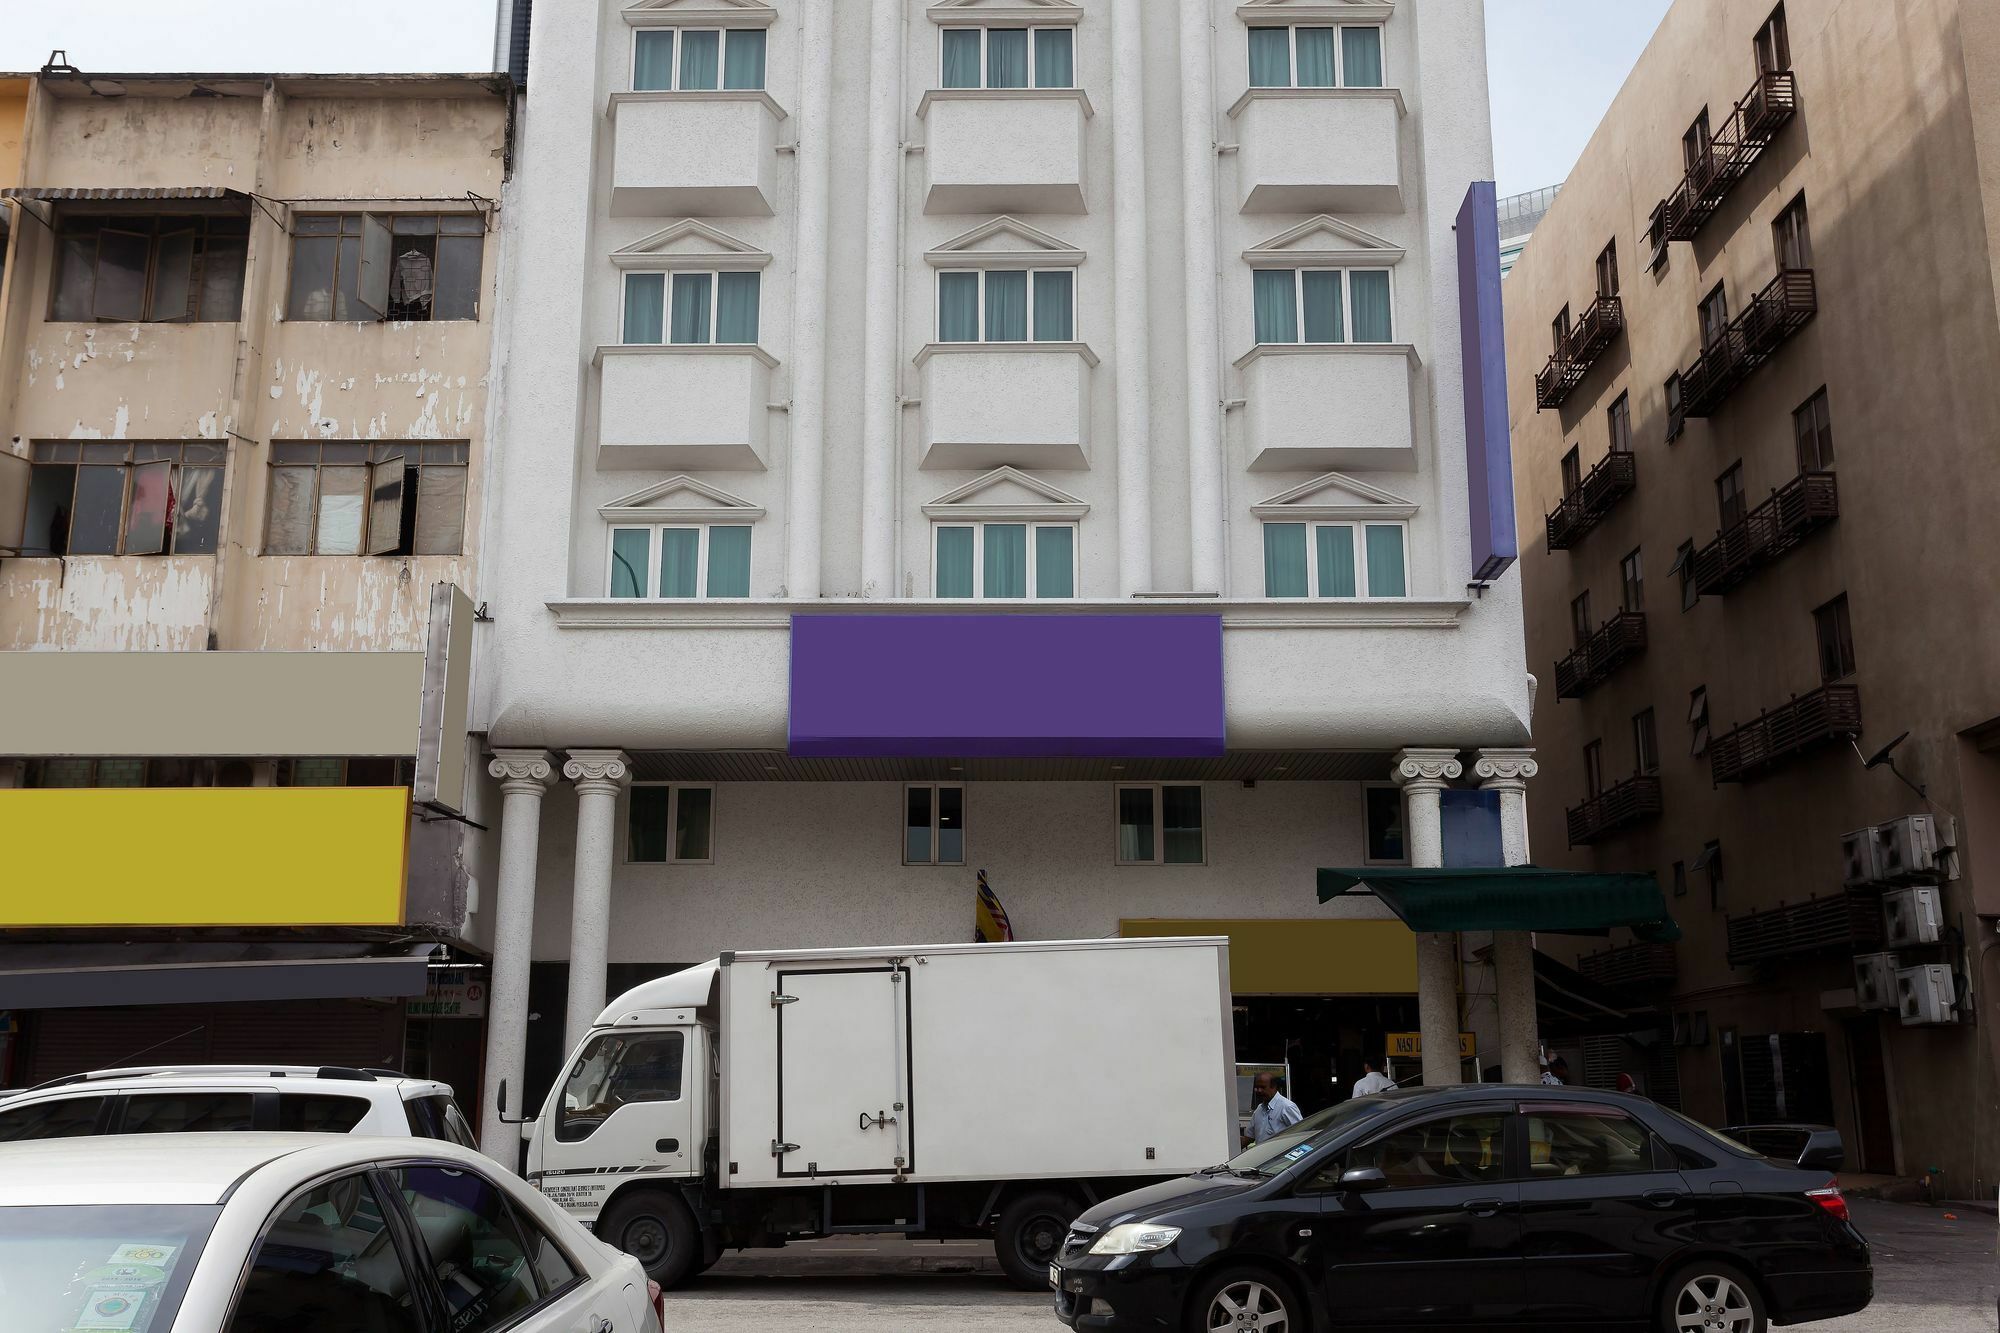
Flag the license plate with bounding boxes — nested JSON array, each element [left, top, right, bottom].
[[1048, 1263, 1060, 1290]]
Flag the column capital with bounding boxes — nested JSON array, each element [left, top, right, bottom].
[[563, 748, 633, 795], [1392, 748, 1463, 788], [488, 748, 557, 795], [1474, 748, 1539, 787]]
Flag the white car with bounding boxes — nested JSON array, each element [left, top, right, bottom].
[[0, 1064, 478, 1145], [0, 1133, 663, 1332]]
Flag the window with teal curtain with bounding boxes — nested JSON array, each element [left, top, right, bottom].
[[705, 525, 752, 597], [1263, 523, 1308, 597], [1341, 26, 1384, 87], [716, 271, 759, 343], [984, 270, 1028, 342], [679, 29, 720, 90], [1295, 28, 1336, 86], [1316, 525, 1357, 597], [658, 528, 700, 597], [941, 29, 982, 87], [1365, 524, 1407, 596], [1350, 270, 1393, 342], [987, 28, 1029, 87], [633, 30, 675, 90], [610, 529, 650, 597], [1302, 270, 1344, 343], [622, 272, 666, 344], [1034, 526, 1075, 598], [938, 272, 979, 342], [936, 526, 975, 597], [670, 273, 712, 344], [983, 524, 1028, 597], [723, 29, 766, 90], [1032, 270, 1073, 341], [1034, 28, 1073, 87], [1247, 27, 1291, 86], [1254, 269, 1298, 344]]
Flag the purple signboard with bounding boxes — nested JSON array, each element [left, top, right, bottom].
[[789, 614, 1226, 758], [1456, 180, 1518, 582]]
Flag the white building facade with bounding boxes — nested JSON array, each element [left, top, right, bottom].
[[477, 0, 1536, 1152]]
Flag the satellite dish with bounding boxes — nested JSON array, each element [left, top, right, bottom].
[[1862, 731, 1910, 770]]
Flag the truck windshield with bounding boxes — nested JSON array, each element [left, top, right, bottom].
[[0, 1203, 219, 1333], [1227, 1099, 1380, 1177], [556, 1030, 685, 1143]]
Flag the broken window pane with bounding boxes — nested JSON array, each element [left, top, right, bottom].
[[288, 234, 338, 320], [389, 236, 437, 320], [265, 466, 316, 554], [172, 464, 223, 555], [67, 466, 127, 554], [413, 465, 467, 555], [433, 235, 482, 320], [124, 461, 173, 555], [95, 230, 151, 322], [52, 231, 98, 322], [151, 230, 196, 322], [24, 464, 75, 555], [316, 466, 367, 554]]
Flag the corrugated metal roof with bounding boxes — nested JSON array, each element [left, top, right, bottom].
[[626, 751, 1394, 783], [1, 186, 247, 201]]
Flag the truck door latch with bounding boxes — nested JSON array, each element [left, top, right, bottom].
[[772, 1140, 799, 1156], [858, 1110, 900, 1131], [770, 993, 799, 1007]]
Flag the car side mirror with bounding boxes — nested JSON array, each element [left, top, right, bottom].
[[1338, 1166, 1388, 1193]]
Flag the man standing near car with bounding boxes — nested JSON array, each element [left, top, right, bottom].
[[1352, 1059, 1395, 1097], [1245, 1073, 1302, 1145]]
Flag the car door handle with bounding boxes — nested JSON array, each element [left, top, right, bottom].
[[1461, 1197, 1504, 1217], [580, 1317, 612, 1333], [1643, 1189, 1689, 1209]]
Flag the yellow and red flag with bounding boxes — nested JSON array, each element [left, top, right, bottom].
[[975, 868, 1015, 943]]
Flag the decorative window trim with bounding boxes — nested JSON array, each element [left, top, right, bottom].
[[623, 0, 779, 29], [922, 466, 1089, 521], [926, 0, 1084, 27], [599, 475, 767, 524], [1250, 470, 1418, 522], [1242, 214, 1406, 268], [1225, 84, 1405, 120], [931, 519, 1079, 599], [925, 216, 1086, 269], [1235, 1, 1394, 23], [609, 219, 774, 271], [916, 84, 1095, 121], [607, 87, 788, 119], [1231, 340, 1417, 371]]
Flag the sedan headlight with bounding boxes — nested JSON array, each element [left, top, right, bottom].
[[1088, 1223, 1182, 1255]]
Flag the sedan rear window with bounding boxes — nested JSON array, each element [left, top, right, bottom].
[[0, 1202, 219, 1333]]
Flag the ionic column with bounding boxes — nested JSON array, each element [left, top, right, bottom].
[[481, 749, 554, 1158], [562, 750, 631, 1055], [1477, 748, 1541, 1085], [1395, 747, 1463, 1087]]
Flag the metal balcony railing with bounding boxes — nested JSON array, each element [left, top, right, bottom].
[[1579, 941, 1678, 989], [1554, 611, 1648, 701], [1648, 70, 1800, 252], [1545, 450, 1637, 552], [1727, 892, 1882, 967], [1565, 774, 1664, 847], [1534, 296, 1625, 410], [1679, 269, 1818, 418], [1709, 682, 1861, 784], [1693, 470, 1838, 596]]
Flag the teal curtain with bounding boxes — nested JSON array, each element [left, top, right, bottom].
[[633, 30, 674, 90], [1263, 523, 1309, 597], [1296, 28, 1336, 87], [670, 272, 712, 344], [724, 29, 766, 90], [936, 526, 975, 597], [1302, 270, 1344, 343], [679, 29, 720, 90], [610, 529, 650, 597], [659, 528, 700, 597], [1351, 270, 1393, 341], [987, 29, 1029, 87], [983, 524, 1028, 598], [1316, 525, 1357, 597], [985, 270, 1027, 341], [1342, 26, 1384, 87], [622, 272, 665, 344], [1248, 28, 1291, 86], [716, 271, 759, 343], [1034, 526, 1075, 598], [1254, 269, 1298, 343], [941, 29, 981, 87], [1034, 28, 1073, 87], [705, 525, 752, 597], [1032, 270, 1073, 341], [938, 271, 979, 342], [1366, 524, 1407, 596]]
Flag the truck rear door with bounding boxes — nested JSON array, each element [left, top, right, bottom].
[[776, 966, 910, 1177]]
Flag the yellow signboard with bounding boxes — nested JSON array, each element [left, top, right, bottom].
[[1120, 918, 1419, 995], [1387, 1031, 1478, 1060], [0, 788, 409, 927]]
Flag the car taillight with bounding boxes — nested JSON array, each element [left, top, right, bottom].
[[1807, 1180, 1850, 1222], [648, 1278, 666, 1329]]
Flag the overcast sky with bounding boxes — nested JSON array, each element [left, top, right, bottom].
[[3, 0, 1667, 200]]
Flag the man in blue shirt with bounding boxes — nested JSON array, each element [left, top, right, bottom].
[[1245, 1073, 1302, 1145]]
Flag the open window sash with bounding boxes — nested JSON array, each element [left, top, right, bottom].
[[0, 451, 28, 554], [123, 460, 174, 555], [355, 213, 394, 319], [366, 456, 406, 555], [150, 227, 198, 323]]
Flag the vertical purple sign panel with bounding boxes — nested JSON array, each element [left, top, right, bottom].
[[789, 615, 1226, 758], [1457, 180, 1518, 581]]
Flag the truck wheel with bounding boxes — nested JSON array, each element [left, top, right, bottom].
[[598, 1189, 701, 1290], [994, 1191, 1076, 1291]]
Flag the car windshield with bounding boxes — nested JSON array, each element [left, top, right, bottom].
[[1226, 1099, 1381, 1177], [1657, 1105, 1760, 1158], [0, 1203, 220, 1333]]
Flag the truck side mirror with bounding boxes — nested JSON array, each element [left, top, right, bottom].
[[495, 1078, 532, 1126]]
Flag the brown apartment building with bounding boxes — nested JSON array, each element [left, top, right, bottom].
[[1506, 0, 2000, 1195]]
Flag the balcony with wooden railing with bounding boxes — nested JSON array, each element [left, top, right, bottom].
[[1727, 892, 1882, 968], [1579, 941, 1678, 990], [1545, 450, 1636, 552], [1679, 269, 1818, 418], [1693, 470, 1837, 595], [1709, 682, 1861, 784], [1554, 611, 1647, 700], [1566, 774, 1664, 847], [1648, 70, 1799, 252], [1534, 296, 1625, 410]]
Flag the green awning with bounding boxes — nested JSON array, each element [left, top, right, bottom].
[[1317, 866, 1681, 943]]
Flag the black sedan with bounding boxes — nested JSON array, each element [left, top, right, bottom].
[[1051, 1084, 1868, 1333]]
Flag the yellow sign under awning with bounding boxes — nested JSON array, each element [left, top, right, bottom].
[[0, 788, 410, 927], [1388, 1031, 1478, 1060], [1120, 918, 1419, 995]]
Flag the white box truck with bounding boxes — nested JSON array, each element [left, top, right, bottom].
[[514, 936, 1235, 1288]]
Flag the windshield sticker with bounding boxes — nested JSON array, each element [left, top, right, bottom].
[[108, 1245, 176, 1267], [1283, 1143, 1316, 1162], [73, 1289, 148, 1331], [77, 1265, 169, 1291]]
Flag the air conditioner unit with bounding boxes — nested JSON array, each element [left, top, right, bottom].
[[1882, 887, 1943, 948], [1897, 963, 1957, 1025], [1852, 952, 1899, 1011], [1875, 815, 1943, 883], [1840, 828, 1882, 887]]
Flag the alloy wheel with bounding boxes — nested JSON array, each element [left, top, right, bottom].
[[1206, 1279, 1290, 1331], [1674, 1273, 1755, 1333]]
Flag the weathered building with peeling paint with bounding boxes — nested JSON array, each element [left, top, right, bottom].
[[0, 70, 511, 1098]]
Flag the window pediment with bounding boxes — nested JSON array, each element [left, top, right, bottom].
[[599, 474, 767, 523], [611, 219, 773, 270], [1251, 471, 1418, 521], [1236, 0, 1394, 23], [1244, 215, 1405, 268], [922, 465, 1089, 520], [927, 0, 1084, 26], [624, 0, 779, 27], [926, 216, 1085, 268]]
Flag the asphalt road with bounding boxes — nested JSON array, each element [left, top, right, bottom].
[[664, 1200, 1997, 1331]]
